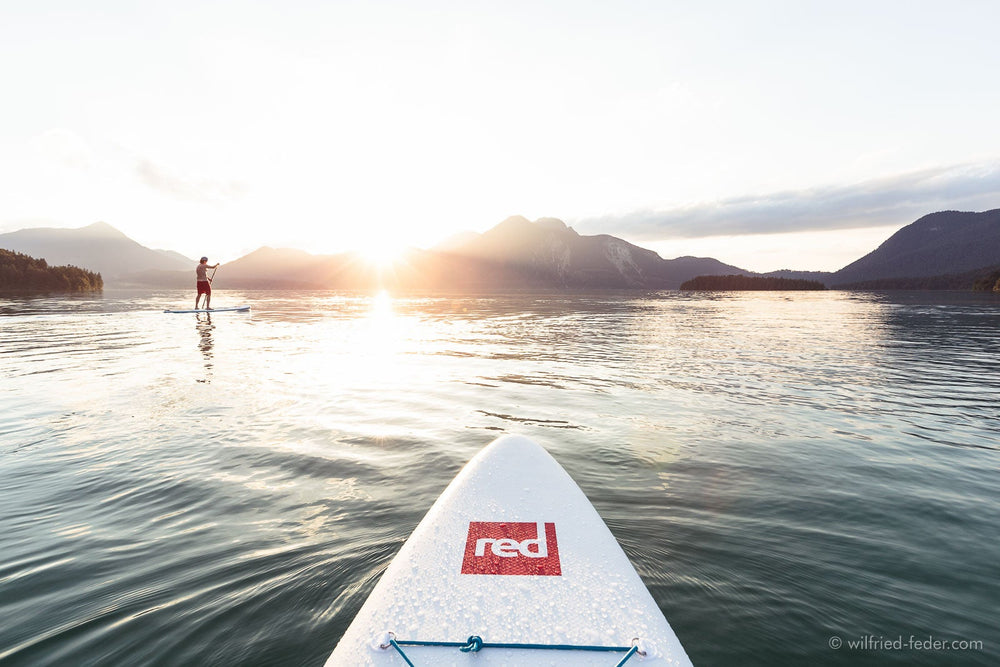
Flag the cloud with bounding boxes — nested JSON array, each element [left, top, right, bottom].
[[135, 158, 248, 203], [572, 161, 1000, 240]]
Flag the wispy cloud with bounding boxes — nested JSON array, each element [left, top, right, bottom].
[[135, 158, 247, 203], [573, 161, 1000, 240]]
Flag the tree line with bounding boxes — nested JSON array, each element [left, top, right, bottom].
[[0, 249, 103, 292], [680, 274, 826, 291], [972, 269, 1000, 292]]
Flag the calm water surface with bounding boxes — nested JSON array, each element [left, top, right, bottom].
[[1, 289, 998, 666]]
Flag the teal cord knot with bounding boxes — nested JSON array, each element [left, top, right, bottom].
[[460, 635, 484, 652], [384, 631, 642, 664]]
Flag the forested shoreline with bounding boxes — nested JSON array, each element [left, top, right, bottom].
[[680, 274, 826, 291], [0, 249, 103, 292]]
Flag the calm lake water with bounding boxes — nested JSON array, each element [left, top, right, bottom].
[[1, 289, 998, 666]]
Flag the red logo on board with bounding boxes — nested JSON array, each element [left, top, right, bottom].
[[461, 521, 561, 576]]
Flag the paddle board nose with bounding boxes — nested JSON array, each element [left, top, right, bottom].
[[326, 435, 692, 666]]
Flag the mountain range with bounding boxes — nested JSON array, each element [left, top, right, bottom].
[[2, 209, 999, 290], [0, 221, 192, 282], [180, 216, 748, 290]]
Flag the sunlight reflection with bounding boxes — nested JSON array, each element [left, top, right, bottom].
[[369, 289, 394, 321], [54, 524, 92, 539], [354, 290, 420, 388], [358, 290, 406, 360], [310, 290, 425, 395]]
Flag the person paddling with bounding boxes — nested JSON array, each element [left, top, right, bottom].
[[195, 257, 220, 310]]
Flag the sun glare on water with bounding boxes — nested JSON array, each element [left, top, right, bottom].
[[355, 290, 413, 363], [315, 291, 411, 389], [368, 289, 395, 320]]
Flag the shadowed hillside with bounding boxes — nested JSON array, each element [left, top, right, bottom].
[[831, 209, 1000, 286]]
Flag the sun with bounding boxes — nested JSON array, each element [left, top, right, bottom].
[[355, 239, 410, 269]]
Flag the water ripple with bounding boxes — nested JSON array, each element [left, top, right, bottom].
[[1, 289, 998, 666]]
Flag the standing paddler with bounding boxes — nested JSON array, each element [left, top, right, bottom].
[[195, 257, 220, 310]]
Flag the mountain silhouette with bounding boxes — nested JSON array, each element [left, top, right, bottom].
[[830, 209, 1000, 286], [413, 216, 744, 289], [152, 216, 748, 290], [0, 221, 194, 282], [217, 247, 358, 288], [6, 209, 998, 291]]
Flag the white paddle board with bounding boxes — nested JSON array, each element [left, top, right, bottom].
[[163, 305, 251, 313], [326, 435, 692, 666]]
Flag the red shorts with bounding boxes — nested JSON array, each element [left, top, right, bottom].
[[197, 280, 212, 295]]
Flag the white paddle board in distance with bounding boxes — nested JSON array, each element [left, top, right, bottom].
[[163, 305, 251, 313], [326, 435, 692, 666]]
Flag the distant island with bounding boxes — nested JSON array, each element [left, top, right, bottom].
[[0, 249, 103, 292], [680, 274, 826, 291]]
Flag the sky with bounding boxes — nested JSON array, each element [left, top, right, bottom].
[[1, 1, 999, 272]]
